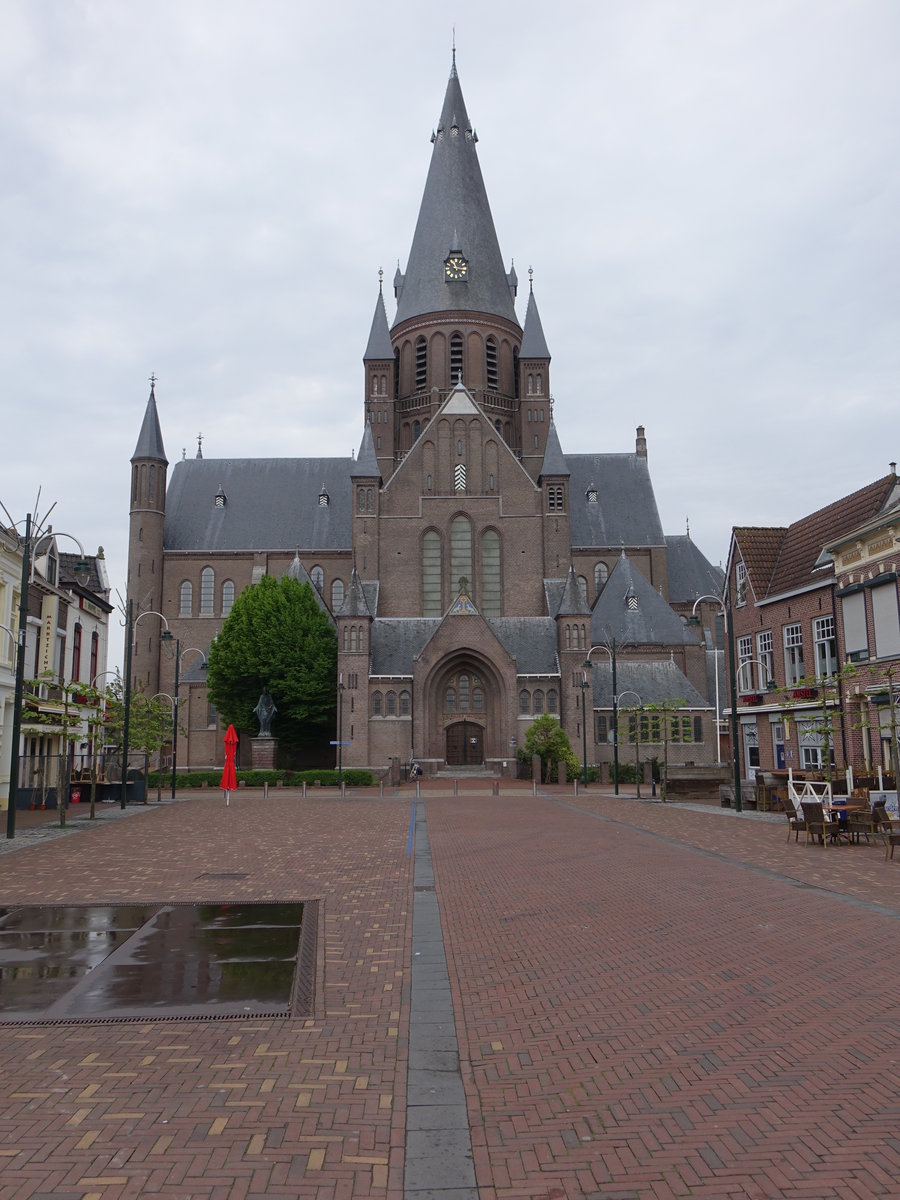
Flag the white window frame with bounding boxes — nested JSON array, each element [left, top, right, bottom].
[[813, 615, 837, 679], [784, 623, 804, 686]]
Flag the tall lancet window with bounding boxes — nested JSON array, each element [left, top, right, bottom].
[[423, 530, 442, 616], [481, 530, 501, 616], [450, 516, 472, 597]]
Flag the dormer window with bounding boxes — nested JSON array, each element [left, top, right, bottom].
[[626, 592, 638, 611], [215, 487, 226, 509], [318, 486, 329, 507], [586, 485, 598, 504]]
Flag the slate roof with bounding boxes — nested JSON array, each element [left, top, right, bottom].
[[370, 619, 439, 675], [591, 554, 699, 647], [363, 289, 394, 361], [164, 457, 353, 552], [132, 385, 167, 463], [519, 288, 550, 359], [393, 57, 519, 328], [734, 473, 896, 600], [587, 659, 710, 709], [664, 535, 725, 604], [369, 615, 558, 676], [566, 454, 664, 548]]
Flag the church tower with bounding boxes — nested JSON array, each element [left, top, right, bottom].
[[127, 380, 167, 697], [385, 52, 523, 467]]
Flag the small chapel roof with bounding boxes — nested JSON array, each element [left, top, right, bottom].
[[590, 554, 698, 646], [587, 659, 710, 709]]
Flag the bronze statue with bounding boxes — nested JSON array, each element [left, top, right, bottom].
[[253, 688, 277, 737]]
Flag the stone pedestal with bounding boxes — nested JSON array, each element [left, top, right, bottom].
[[251, 737, 278, 771]]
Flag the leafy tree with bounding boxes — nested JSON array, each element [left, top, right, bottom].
[[523, 714, 579, 783], [643, 698, 685, 801], [206, 575, 337, 755]]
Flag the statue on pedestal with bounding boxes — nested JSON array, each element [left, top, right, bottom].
[[253, 688, 277, 737]]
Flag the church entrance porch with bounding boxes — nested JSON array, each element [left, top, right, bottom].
[[445, 721, 484, 766]]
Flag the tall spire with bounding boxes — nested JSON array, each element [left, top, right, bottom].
[[393, 55, 518, 328], [131, 377, 168, 463]]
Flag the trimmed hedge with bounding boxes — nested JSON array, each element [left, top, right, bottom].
[[148, 768, 375, 789]]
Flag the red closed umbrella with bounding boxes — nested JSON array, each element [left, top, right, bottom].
[[221, 723, 238, 802]]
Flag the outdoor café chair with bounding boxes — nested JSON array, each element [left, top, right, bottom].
[[886, 823, 900, 862], [784, 800, 804, 843], [846, 804, 875, 843], [801, 800, 841, 847]]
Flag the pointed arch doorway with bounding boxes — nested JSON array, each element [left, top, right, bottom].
[[445, 720, 483, 766]]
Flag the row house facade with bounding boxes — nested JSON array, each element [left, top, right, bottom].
[[726, 466, 900, 782], [0, 525, 112, 811], [826, 492, 900, 779]]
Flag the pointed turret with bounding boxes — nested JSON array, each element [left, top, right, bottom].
[[539, 421, 568, 478], [556, 562, 591, 617], [519, 286, 550, 359], [350, 424, 381, 479], [364, 284, 394, 362], [393, 56, 518, 327], [131, 380, 168, 464], [128, 378, 168, 700]]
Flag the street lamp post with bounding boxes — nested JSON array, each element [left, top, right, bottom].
[[337, 674, 344, 787], [580, 670, 589, 785], [692, 593, 742, 813], [171, 643, 206, 798], [585, 639, 619, 794]]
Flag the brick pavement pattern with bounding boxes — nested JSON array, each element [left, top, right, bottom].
[[0, 785, 897, 1199]]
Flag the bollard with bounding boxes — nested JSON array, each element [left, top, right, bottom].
[[453, 779, 458, 796], [341, 781, 346, 798], [264, 781, 268, 800], [416, 778, 421, 798], [533, 778, 537, 796], [491, 779, 499, 796], [379, 779, 384, 798], [302, 780, 307, 798]]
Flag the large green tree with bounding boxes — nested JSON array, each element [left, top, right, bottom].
[[206, 575, 337, 755], [523, 714, 579, 783]]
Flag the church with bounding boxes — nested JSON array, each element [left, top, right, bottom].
[[127, 55, 724, 778]]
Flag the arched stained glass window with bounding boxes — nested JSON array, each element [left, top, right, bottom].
[[372, 691, 383, 716], [180, 580, 192, 616], [519, 689, 530, 714], [332, 579, 345, 609]]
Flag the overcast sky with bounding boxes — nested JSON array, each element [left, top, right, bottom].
[[3, 1, 899, 670]]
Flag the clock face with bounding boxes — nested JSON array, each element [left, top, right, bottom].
[[445, 254, 468, 280]]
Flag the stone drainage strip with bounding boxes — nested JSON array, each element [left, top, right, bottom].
[[0, 900, 317, 1023], [406, 799, 477, 1198]]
